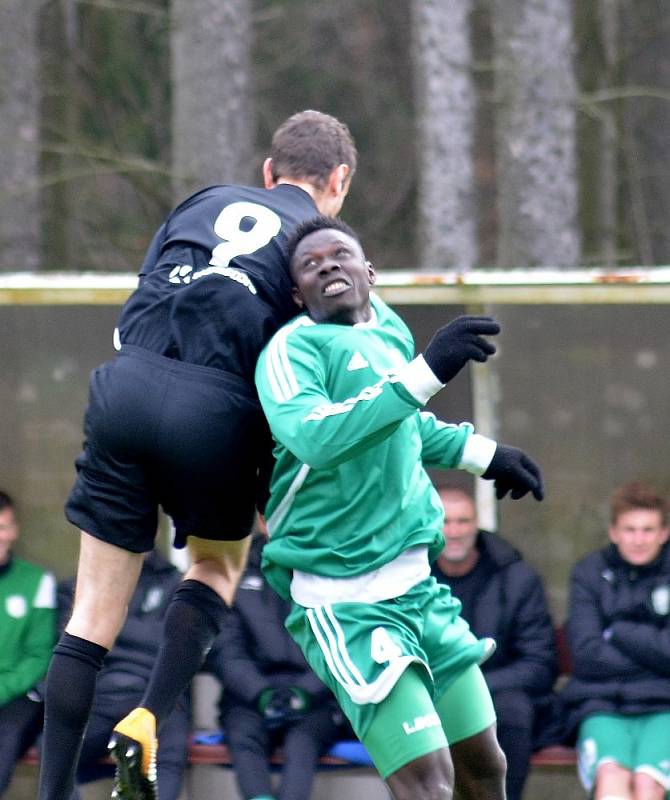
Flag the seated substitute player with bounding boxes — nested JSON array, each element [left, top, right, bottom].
[[38, 110, 360, 800], [254, 216, 544, 800], [432, 485, 558, 800], [560, 482, 670, 800]]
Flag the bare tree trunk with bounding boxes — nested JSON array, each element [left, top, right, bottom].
[[0, 0, 42, 270], [411, 0, 478, 271], [493, 0, 580, 267], [171, 0, 253, 199], [620, 0, 670, 265], [597, 0, 619, 268], [40, 0, 81, 271]]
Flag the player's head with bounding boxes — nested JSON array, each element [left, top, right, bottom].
[[437, 487, 479, 572], [263, 111, 357, 217], [608, 481, 669, 566], [286, 215, 375, 325], [0, 489, 18, 566]]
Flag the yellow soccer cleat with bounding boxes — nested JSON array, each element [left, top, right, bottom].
[[108, 708, 158, 800]]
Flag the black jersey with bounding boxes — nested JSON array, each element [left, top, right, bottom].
[[115, 183, 319, 382]]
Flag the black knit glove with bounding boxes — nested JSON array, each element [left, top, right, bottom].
[[258, 687, 310, 728], [482, 444, 544, 501], [423, 316, 500, 383], [258, 687, 291, 728]]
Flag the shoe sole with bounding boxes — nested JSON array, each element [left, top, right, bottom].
[[108, 733, 157, 800]]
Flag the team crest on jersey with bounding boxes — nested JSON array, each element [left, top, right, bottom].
[[652, 585, 670, 616], [5, 594, 28, 618]]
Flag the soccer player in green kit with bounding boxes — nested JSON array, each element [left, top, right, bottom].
[[255, 216, 544, 800]]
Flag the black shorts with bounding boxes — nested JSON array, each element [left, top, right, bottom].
[[65, 346, 273, 552]]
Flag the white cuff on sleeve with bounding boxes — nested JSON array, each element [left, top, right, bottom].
[[396, 354, 445, 404], [459, 433, 498, 476]]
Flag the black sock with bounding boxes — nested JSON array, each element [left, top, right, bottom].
[[141, 579, 228, 724], [38, 633, 107, 800]]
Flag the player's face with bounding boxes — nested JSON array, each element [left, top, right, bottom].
[[290, 229, 375, 325], [440, 495, 478, 563], [0, 508, 18, 566], [609, 508, 669, 566]]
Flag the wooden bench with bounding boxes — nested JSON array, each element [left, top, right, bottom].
[[23, 739, 575, 777], [529, 624, 576, 769], [189, 741, 578, 771], [20, 736, 374, 771], [23, 732, 575, 774], [188, 735, 374, 768], [21, 627, 576, 773], [530, 744, 576, 768]]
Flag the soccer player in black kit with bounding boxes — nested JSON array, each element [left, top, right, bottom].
[[37, 110, 357, 800]]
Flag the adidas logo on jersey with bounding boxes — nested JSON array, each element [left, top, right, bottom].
[[346, 352, 369, 371]]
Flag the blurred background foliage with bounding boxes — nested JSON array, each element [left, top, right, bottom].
[[2, 0, 669, 274]]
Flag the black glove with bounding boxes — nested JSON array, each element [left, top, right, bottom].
[[482, 444, 544, 501], [423, 316, 500, 384], [258, 687, 291, 728], [258, 687, 310, 729]]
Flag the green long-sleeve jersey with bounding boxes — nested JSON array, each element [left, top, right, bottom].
[[0, 556, 56, 706], [255, 294, 491, 600]]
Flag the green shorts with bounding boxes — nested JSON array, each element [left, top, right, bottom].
[[578, 712, 670, 792], [286, 576, 494, 745], [362, 662, 496, 777]]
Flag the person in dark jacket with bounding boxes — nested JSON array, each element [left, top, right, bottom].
[[560, 482, 670, 800], [206, 529, 344, 800], [431, 486, 557, 800], [57, 551, 189, 800]]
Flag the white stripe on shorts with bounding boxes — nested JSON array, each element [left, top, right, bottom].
[[306, 604, 421, 705], [307, 606, 365, 690], [323, 605, 367, 685]]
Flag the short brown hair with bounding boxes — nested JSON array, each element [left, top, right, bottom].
[[610, 481, 668, 526], [270, 110, 357, 190], [0, 490, 14, 514]]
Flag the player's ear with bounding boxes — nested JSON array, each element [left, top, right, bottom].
[[292, 286, 305, 308], [329, 164, 350, 196], [263, 158, 276, 189], [366, 260, 376, 286]]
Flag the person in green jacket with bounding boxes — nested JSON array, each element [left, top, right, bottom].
[[0, 489, 56, 796], [254, 216, 544, 800]]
